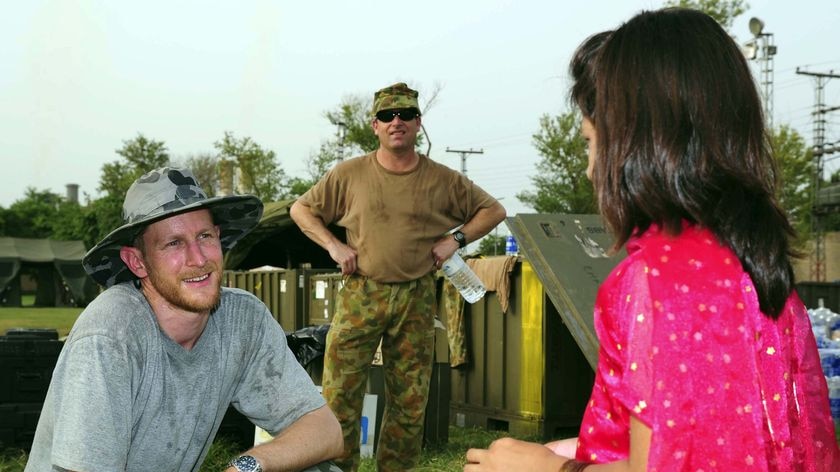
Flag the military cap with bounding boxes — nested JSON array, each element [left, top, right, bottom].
[[83, 166, 263, 287], [372, 82, 420, 115]]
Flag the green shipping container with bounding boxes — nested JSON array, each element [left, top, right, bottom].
[[448, 214, 624, 440]]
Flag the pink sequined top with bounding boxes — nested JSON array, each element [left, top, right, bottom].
[[576, 224, 840, 471]]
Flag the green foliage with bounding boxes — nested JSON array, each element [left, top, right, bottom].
[[663, 0, 748, 29], [199, 436, 242, 471], [287, 176, 316, 199], [772, 125, 813, 244], [81, 195, 124, 248], [819, 169, 840, 232], [2, 188, 64, 238], [214, 131, 288, 201], [100, 133, 170, 198], [359, 426, 547, 472], [84, 134, 173, 246], [517, 112, 597, 214], [0, 188, 88, 242], [0, 447, 27, 472], [477, 233, 506, 256], [181, 153, 220, 197], [50, 201, 88, 242], [324, 95, 380, 156]]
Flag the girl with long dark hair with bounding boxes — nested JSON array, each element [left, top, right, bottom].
[[466, 8, 839, 471]]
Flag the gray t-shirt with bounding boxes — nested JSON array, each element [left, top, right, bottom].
[[26, 283, 325, 472]]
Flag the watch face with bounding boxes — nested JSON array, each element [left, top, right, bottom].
[[231, 455, 262, 472], [454, 231, 466, 247]]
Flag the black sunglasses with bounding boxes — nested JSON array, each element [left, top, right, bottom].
[[376, 108, 419, 123]]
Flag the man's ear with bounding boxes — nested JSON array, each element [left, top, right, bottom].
[[120, 246, 148, 278]]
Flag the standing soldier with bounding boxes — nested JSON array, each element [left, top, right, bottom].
[[291, 82, 506, 471]]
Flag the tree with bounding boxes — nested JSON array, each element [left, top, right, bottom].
[[214, 131, 288, 201], [517, 111, 597, 214], [3, 188, 64, 238], [663, 0, 748, 30], [822, 169, 840, 232], [0, 188, 87, 242], [323, 95, 380, 157], [181, 153, 220, 197], [100, 133, 171, 199], [51, 200, 88, 242], [477, 233, 506, 256], [771, 125, 813, 245], [87, 134, 172, 246]]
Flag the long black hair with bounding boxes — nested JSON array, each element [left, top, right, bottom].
[[571, 8, 797, 318]]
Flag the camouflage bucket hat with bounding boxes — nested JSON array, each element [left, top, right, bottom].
[[372, 82, 420, 115], [83, 166, 263, 287]]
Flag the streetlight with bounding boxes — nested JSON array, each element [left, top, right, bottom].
[[743, 17, 777, 128]]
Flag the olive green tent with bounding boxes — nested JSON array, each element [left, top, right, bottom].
[[0, 237, 98, 307], [224, 200, 343, 271]]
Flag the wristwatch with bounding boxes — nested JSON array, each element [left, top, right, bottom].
[[229, 455, 263, 472], [452, 230, 467, 249]]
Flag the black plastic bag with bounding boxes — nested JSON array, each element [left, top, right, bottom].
[[286, 324, 330, 368]]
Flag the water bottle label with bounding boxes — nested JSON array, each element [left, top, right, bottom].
[[830, 397, 840, 419], [505, 235, 518, 256], [442, 253, 486, 303]]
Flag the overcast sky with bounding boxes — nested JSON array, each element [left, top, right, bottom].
[[1, 0, 839, 221]]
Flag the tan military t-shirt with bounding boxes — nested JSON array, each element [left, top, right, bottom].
[[298, 152, 498, 282]]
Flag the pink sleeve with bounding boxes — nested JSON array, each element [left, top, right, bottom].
[[608, 254, 784, 469]]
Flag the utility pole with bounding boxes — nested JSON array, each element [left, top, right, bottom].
[[445, 147, 483, 176], [336, 121, 348, 161], [796, 68, 840, 282]]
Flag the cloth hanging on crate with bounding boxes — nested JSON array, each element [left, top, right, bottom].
[[441, 279, 467, 368], [466, 255, 517, 313]]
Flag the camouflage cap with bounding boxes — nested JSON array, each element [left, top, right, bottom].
[[83, 167, 263, 287], [372, 82, 420, 115]]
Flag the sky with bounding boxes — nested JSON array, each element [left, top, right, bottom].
[[1, 0, 839, 222]]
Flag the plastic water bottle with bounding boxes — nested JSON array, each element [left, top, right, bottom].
[[441, 253, 486, 304], [827, 376, 840, 429], [505, 235, 518, 256]]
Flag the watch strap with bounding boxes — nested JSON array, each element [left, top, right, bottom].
[[453, 230, 467, 248], [229, 455, 263, 472]]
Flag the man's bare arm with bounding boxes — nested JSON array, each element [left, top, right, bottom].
[[224, 405, 343, 472], [289, 200, 357, 275], [431, 201, 507, 265]]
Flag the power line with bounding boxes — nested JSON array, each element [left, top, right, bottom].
[[445, 147, 483, 176], [796, 67, 840, 281]]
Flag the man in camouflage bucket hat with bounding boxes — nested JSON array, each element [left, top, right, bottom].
[[291, 83, 506, 471], [82, 166, 264, 287], [27, 167, 343, 472]]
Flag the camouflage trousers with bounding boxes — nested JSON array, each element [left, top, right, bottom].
[[323, 273, 436, 472]]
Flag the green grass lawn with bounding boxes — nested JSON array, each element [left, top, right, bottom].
[[3, 425, 522, 472], [0, 306, 83, 338]]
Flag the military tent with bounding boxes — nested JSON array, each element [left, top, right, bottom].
[[0, 237, 97, 307], [224, 200, 343, 270]]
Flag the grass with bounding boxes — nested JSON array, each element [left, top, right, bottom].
[[359, 426, 542, 472], [0, 426, 525, 472], [2, 425, 839, 471], [0, 306, 82, 338]]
